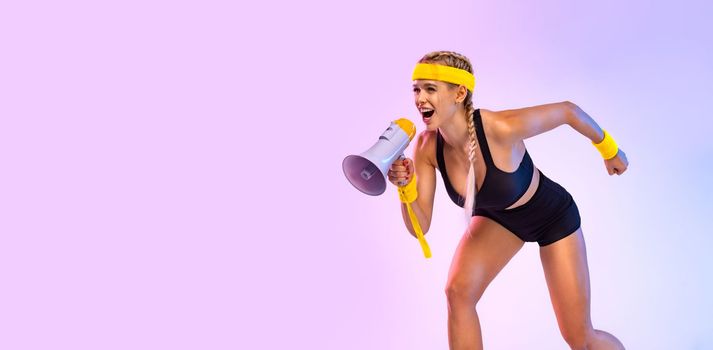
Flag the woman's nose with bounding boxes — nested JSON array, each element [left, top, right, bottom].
[[416, 92, 426, 104]]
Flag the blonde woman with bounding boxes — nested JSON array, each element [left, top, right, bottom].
[[388, 51, 627, 350]]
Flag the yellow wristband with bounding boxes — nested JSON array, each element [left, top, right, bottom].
[[397, 175, 418, 203], [593, 130, 619, 160]]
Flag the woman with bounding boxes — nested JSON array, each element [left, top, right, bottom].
[[388, 51, 628, 350]]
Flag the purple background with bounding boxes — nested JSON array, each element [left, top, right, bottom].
[[2, 0, 711, 349]]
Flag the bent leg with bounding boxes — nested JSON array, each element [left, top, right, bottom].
[[446, 216, 525, 350], [539, 228, 625, 350]]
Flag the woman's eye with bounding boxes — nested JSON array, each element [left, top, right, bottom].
[[428, 87, 436, 92]]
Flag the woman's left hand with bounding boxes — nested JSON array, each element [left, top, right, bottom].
[[604, 149, 629, 175]]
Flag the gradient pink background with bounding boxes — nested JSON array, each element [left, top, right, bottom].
[[1, 0, 711, 349]]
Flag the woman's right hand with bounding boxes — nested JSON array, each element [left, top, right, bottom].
[[388, 158, 415, 187], [604, 149, 629, 175]]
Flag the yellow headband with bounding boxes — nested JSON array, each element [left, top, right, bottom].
[[412, 63, 475, 92]]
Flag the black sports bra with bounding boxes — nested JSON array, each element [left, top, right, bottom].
[[435, 109, 534, 210]]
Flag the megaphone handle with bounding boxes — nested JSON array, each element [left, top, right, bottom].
[[396, 154, 408, 186]]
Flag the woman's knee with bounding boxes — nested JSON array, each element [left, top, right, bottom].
[[560, 326, 595, 350], [444, 279, 484, 307]]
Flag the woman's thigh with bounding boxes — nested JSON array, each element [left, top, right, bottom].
[[446, 215, 525, 304], [539, 228, 593, 337]]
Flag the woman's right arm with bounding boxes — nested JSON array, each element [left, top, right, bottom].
[[388, 132, 437, 238]]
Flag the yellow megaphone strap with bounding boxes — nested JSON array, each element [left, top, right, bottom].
[[406, 201, 432, 259]]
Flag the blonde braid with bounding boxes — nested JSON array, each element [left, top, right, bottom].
[[463, 95, 477, 220], [418, 51, 478, 219]]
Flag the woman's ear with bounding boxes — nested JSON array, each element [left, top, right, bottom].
[[455, 85, 468, 104]]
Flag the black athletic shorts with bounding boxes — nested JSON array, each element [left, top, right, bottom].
[[473, 172, 581, 246]]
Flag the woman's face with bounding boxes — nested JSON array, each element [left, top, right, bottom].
[[412, 80, 462, 130]]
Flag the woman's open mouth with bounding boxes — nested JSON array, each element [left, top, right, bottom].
[[421, 109, 435, 123]]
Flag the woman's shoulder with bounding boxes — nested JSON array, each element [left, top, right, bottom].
[[478, 108, 512, 145], [415, 129, 438, 150], [413, 129, 438, 167]]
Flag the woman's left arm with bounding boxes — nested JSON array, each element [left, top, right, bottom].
[[496, 101, 629, 175]]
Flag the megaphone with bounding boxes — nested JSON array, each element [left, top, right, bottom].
[[342, 118, 417, 196], [342, 118, 431, 259]]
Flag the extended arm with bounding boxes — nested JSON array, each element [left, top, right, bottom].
[[495, 101, 629, 175]]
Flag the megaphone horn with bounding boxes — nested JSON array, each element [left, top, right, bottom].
[[342, 118, 416, 195]]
